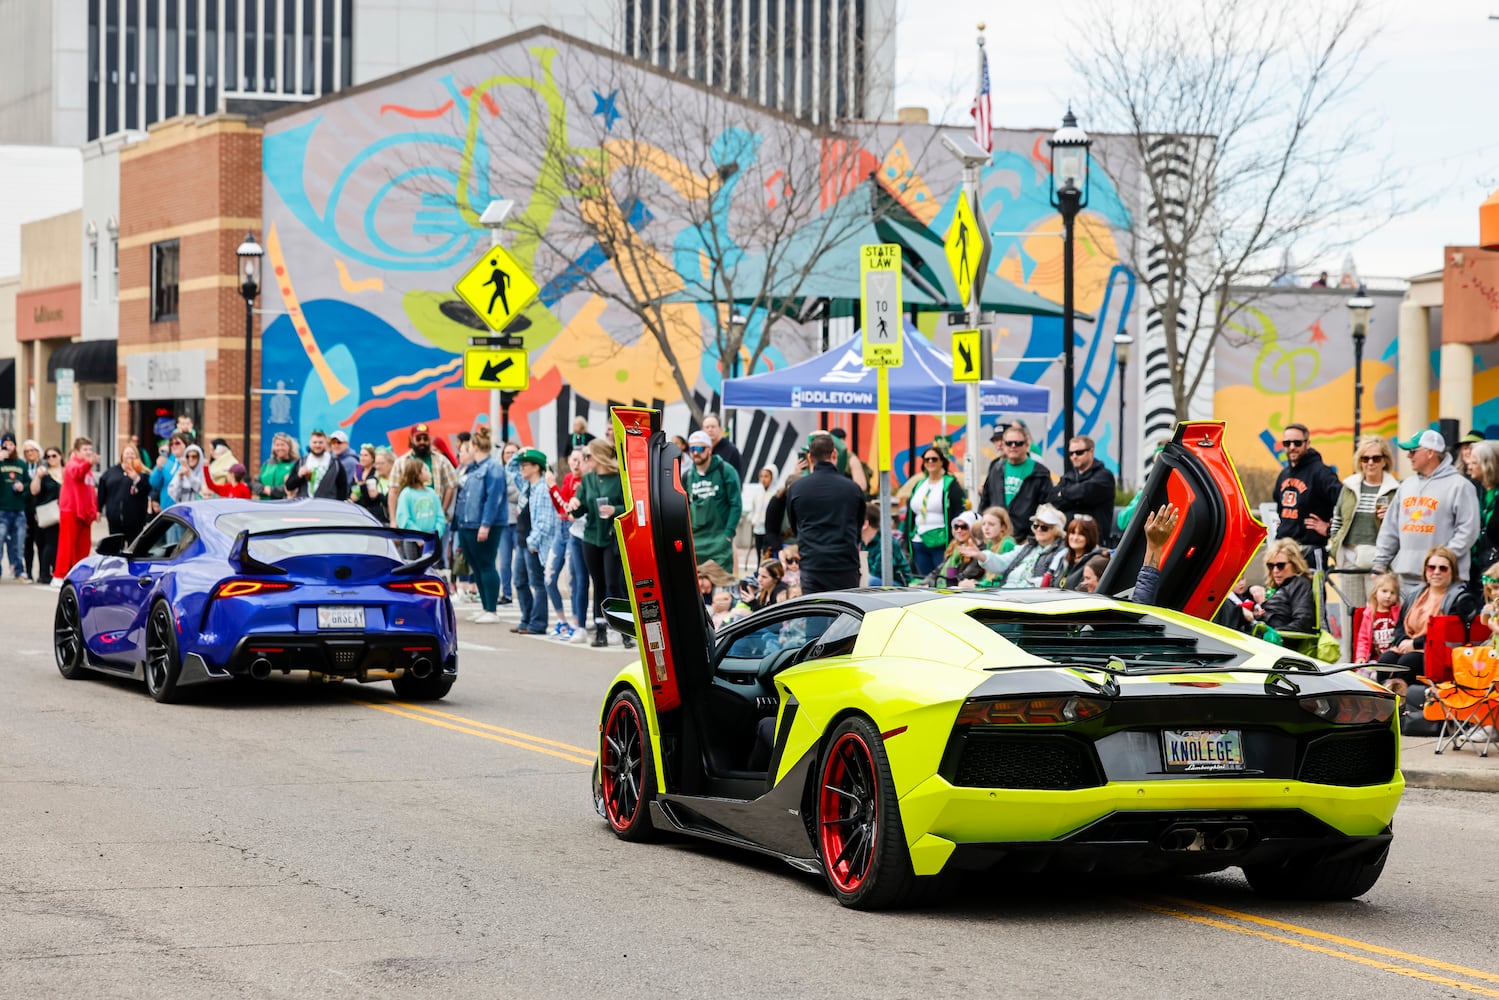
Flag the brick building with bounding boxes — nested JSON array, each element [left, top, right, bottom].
[[117, 116, 261, 456]]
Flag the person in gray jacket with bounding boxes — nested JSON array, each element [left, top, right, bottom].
[[1372, 430, 1480, 600]]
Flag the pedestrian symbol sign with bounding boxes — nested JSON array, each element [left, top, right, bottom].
[[951, 329, 986, 383], [463, 347, 530, 391], [944, 195, 983, 307], [453, 244, 539, 332], [860, 244, 903, 368]]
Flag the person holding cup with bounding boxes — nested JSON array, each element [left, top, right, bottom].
[[569, 437, 629, 648], [1328, 435, 1400, 631]]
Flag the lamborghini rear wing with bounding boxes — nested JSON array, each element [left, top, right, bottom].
[[227, 526, 441, 577]]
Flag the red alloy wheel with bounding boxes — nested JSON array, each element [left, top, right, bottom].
[[819, 731, 879, 893], [601, 695, 645, 832]]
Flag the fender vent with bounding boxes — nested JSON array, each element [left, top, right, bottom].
[[949, 732, 1104, 789], [1299, 731, 1396, 787]]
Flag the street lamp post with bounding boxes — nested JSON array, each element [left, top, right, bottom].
[[727, 311, 747, 440], [1346, 284, 1374, 446], [1113, 332, 1132, 479], [1048, 109, 1092, 450], [236, 232, 264, 467]]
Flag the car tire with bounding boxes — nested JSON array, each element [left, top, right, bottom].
[[143, 600, 184, 704], [390, 672, 454, 701], [54, 585, 93, 680], [599, 689, 657, 841], [815, 715, 923, 910], [1243, 846, 1389, 900]]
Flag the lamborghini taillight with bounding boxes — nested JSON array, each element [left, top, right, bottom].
[[956, 696, 1109, 726], [211, 579, 294, 600], [386, 579, 447, 598], [1300, 695, 1396, 725]]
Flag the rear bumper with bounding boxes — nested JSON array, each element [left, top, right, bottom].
[[177, 633, 455, 684]]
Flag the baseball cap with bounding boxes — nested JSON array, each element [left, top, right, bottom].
[[409, 423, 431, 437], [1, 432, 14, 446], [519, 447, 547, 467], [1031, 504, 1067, 529], [688, 431, 712, 448], [329, 430, 349, 443], [1460, 430, 1485, 445], [951, 510, 978, 531], [1398, 429, 1446, 452]]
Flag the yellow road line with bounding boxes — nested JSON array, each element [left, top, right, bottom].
[[354, 701, 593, 765], [384, 702, 595, 755], [1161, 896, 1499, 984], [1133, 901, 1499, 998]]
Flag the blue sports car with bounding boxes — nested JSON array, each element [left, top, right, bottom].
[[53, 499, 458, 703]]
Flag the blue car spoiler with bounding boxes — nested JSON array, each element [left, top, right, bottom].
[[227, 527, 442, 577]]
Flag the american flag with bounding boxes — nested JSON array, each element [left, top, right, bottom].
[[970, 49, 992, 154]]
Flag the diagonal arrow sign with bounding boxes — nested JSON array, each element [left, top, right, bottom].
[[480, 357, 515, 383], [956, 341, 973, 376]]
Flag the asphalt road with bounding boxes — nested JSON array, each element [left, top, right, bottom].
[[4, 581, 1499, 1000]]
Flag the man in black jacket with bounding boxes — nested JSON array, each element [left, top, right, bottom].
[[977, 422, 1053, 542], [1273, 423, 1341, 566], [284, 430, 350, 501], [786, 432, 865, 593], [1052, 435, 1116, 533]]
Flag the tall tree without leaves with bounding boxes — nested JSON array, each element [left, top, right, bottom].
[[1070, 0, 1399, 420], [468, 42, 922, 425]]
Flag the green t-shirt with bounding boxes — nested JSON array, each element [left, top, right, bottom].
[[0, 456, 27, 512], [1003, 458, 1036, 506]]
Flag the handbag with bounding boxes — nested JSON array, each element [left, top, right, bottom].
[[34, 499, 60, 529]]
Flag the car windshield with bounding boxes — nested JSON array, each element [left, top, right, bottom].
[[969, 609, 1251, 672], [216, 509, 408, 563]]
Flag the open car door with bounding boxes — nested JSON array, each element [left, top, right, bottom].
[[1098, 421, 1266, 620], [609, 406, 715, 795]]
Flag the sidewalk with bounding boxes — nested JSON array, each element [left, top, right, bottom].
[[1400, 734, 1499, 793]]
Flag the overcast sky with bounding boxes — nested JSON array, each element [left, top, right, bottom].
[[890, 0, 1494, 281]]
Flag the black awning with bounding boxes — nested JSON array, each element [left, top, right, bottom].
[[47, 339, 118, 384], [0, 358, 14, 409]]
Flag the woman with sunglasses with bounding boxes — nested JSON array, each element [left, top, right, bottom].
[[959, 504, 1068, 589], [903, 448, 965, 580], [1375, 545, 1478, 695], [1242, 539, 1316, 634], [28, 447, 63, 585], [921, 511, 985, 587], [1055, 515, 1106, 590], [1328, 435, 1399, 606]]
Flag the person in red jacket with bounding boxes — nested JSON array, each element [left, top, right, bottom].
[[205, 463, 253, 499], [54, 436, 99, 583]]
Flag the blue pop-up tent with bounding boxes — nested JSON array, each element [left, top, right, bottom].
[[721, 324, 1051, 416]]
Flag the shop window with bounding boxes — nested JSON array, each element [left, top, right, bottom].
[[151, 239, 180, 321]]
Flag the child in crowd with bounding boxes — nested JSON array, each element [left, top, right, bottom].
[[395, 464, 445, 538], [204, 463, 252, 499], [1353, 571, 1403, 675]]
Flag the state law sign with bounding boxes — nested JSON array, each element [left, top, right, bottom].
[[860, 244, 902, 368]]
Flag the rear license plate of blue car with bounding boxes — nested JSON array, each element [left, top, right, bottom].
[[317, 605, 365, 629], [1162, 729, 1244, 773]]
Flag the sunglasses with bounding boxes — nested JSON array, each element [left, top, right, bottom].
[[1030, 521, 1056, 531], [689, 446, 708, 454], [951, 522, 971, 531], [1426, 563, 1452, 572], [1281, 439, 1307, 448], [1359, 455, 1384, 463], [923, 456, 942, 463], [1068, 449, 1090, 457], [1002, 440, 1027, 447], [1266, 561, 1289, 570], [783, 557, 799, 565]]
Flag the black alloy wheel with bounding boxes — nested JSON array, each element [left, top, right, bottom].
[[600, 689, 656, 841], [143, 601, 183, 704], [815, 716, 922, 910], [54, 586, 91, 680]]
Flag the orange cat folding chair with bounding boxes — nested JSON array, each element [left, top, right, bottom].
[[1423, 645, 1499, 757]]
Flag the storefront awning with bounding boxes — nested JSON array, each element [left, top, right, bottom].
[[0, 358, 14, 410], [47, 339, 118, 384]]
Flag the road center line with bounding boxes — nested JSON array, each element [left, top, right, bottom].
[[354, 701, 593, 764], [1132, 901, 1499, 998], [1159, 896, 1499, 983], [385, 702, 596, 755]]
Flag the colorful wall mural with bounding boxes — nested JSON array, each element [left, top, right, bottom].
[[257, 29, 1143, 485]]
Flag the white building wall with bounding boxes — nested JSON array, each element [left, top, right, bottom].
[[81, 132, 144, 342], [0, 146, 84, 277]]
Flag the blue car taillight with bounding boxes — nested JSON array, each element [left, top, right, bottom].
[[210, 579, 295, 600], [386, 579, 447, 598]]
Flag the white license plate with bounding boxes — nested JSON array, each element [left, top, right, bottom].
[[1162, 729, 1244, 773], [316, 605, 365, 630]]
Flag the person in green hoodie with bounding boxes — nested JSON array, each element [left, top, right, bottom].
[[684, 430, 742, 574], [256, 432, 299, 499], [569, 437, 629, 648]]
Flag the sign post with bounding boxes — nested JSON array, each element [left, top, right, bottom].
[[55, 366, 74, 438], [861, 244, 902, 588], [453, 240, 539, 441], [943, 144, 993, 505]]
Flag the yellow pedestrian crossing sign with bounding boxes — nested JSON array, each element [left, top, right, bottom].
[[951, 329, 983, 383], [463, 347, 529, 391], [860, 244, 903, 368], [944, 195, 983, 307], [453, 244, 539, 332]]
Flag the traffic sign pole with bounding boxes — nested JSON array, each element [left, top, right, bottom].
[[861, 244, 902, 590], [962, 183, 986, 508], [489, 228, 502, 442]]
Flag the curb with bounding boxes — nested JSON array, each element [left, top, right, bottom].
[[1400, 764, 1499, 794]]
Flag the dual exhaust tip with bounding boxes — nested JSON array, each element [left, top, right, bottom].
[[1159, 825, 1251, 853], [245, 655, 433, 680]]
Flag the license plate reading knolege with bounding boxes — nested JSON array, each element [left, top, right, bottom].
[[317, 605, 365, 629], [1162, 729, 1244, 773]]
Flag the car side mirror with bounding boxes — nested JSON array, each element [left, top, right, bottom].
[[602, 597, 637, 638], [96, 534, 127, 557]]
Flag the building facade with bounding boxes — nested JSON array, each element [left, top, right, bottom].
[[15, 211, 85, 454]]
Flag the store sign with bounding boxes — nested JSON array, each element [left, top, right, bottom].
[[126, 349, 207, 400]]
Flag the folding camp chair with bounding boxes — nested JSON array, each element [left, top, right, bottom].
[[1422, 645, 1499, 757], [1269, 569, 1341, 663]]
